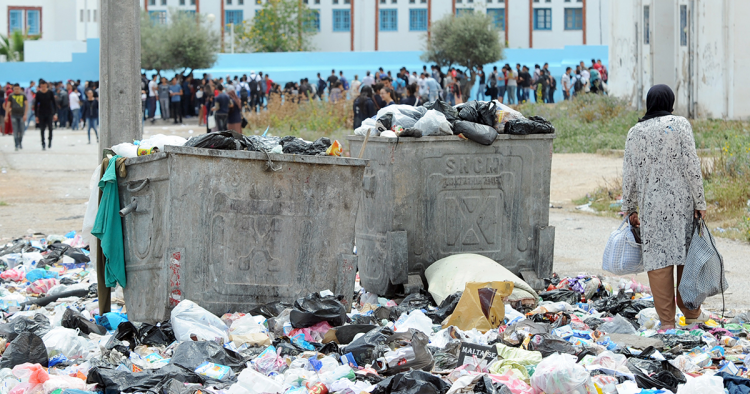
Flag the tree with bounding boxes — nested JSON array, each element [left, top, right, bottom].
[[421, 12, 504, 99], [0, 30, 38, 62], [141, 10, 219, 75], [233, 0, 318, 52]]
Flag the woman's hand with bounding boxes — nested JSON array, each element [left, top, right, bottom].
[[629, 212, 640, 227], [695, 210, 707, 220]]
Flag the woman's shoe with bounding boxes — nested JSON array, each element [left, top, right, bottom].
[[685, 310, 710, 325]]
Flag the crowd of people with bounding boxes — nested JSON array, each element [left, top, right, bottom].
[[0, 79, 100, 151]]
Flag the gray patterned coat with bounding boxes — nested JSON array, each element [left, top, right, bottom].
[[622, 115, 707, 272]]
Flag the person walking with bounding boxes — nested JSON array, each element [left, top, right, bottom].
[[34, 80, 57, 150], [226, 90, 243, 133], [181, 75, 192, 119], [351, 75, 362, 98], [562, 67, 572, 101], [23, 81, 35, 131], [168, 77, 183, 124], [158, 77, 170, 121], [69, 88, 82, 130], [622, 85, 709, 330], [213, 84, 230, 131], [6, 84, 27, 150], [147, 74, 158, 123], [81, 89, 99, 144], [506, 65, 517, 105], [56, 84, 70, 128], [476, 65, 486, 101]]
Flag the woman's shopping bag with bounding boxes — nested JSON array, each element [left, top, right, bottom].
[[678, 218, 728, 310], [602, 217, 644, 275]]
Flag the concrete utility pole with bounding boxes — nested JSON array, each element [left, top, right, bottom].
[[99, 0, 143, 152]]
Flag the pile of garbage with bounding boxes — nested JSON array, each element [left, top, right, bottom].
[[111, 133, 344, 158], [354, 99, 554, 145], [1, 239, 749, 393]]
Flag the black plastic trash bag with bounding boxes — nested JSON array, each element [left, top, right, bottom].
[[454, 121, 498, 145], [40, 243, 90, 267], [457, 101, 497, 128], [138, 322, 175, 346], [87, 364, 205, 394], [62, 308, 107, 336], [426, 292, 462, 324], [290, 293, 347, 328], [529, 333, 578, 357], [378, 330, 434, 375], [372, 370, 450, 394], [400, 128, 423, 138], [329, 324, 378, 344], [0, 332, 48, 369], [475, 376, 513, 394], [243, 135, 281, 152], [584, 317, 605, 330], [539, 289, 580, 305], [377, 113, 394, 131], [654, 334, 704, 349], [423, 99, 459, 125], [170, 341, 244, 371], [431, 340, 460, 371], [504, 116, 555, 135], [248, 301, 293, 319], [280, 136, 332, 155], [185, 130, 244, 150], [113, 321, 141, 350], [0, 313, 51, 341], [389, 291, 435, 320], [626, 357, 685, 392], [343, 326, 394, 366]]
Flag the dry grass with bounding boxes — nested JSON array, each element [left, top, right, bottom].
[[242, 94, 353, 140]]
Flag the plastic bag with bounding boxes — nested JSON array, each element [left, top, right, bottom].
[[444, 281, 514, 333], [229, 315, 271, 347], [185, 130, 244, 150], [61, 308, 107, 336], [602, 218, 644, 275], [372, 370, 450, 394], [679, 218, 728, 310], [354, 118, 379, 137], [342, 326, 394, 366], [677, 374, 724, 393], [281, 136, 332, 155], [539, 289, 580, 305], [0, 333, 48, 369], [170, 340, 244, 371], [42, 327, 92, 359], [425, 292, 462, 324], [139, 134, 187, 151], [504, 116, 555, 135], [111, 142, 138, 158], [394, 311, 433, 336], [454, 121, 498, 145], [530, 353, 596, 394], [493, 102, 525, 132], [0, 313, 51, 341], [626, 357, 686, 392], [138, 322, 175, 346], [96, 312, 128, 331], [599, 314, 637, 335], [86, 364, 204, 393], [226, 368, 284, 394], [170, 300, 229, 342], [290, 293, 347, 328], [457, 100, 497, 127], [413, 110, 453, 136], [422, 99, 459, 124], [528, 333, 578, 357]]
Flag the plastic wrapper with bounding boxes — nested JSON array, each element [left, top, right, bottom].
[[290, 292, 347, 328], [530, 353, 596, 394], [185, 130, 244, 150], [454, 121, 498, 145], [0, 268, 25, 282], [253, 346, 287, 376], [422, 99, 459, 124], [0, 332, 48, 369], [413, 110, 453, 136], [170, 300, 229, 343], [444, 281, 514, 333], [504, 116, 555, 135]]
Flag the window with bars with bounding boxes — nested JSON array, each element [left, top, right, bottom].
[[160, 0, 166, 5], [380, 9, 397, 31], [179, 0, 185, 5], [456, 8, 473, 16], [9, 8, 41, 36], [333, 9, 350, 31], [487, 8, 504, 30], [149, 10, 167, 24], [305, 9, 320, 32], [564, 8, 582, 30], [149, 0, 156, 5], [190, 0, 196, 4], [680, 5, 688, 46], [225, 10, 243, 25], [409, 9, 427, 31], [644, 5, 650, 44], [533, 8, 551, 30]]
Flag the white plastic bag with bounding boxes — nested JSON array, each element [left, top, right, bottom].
[[226, 368, 283, 394], [170, 300, 229, 342], [414, 110, 452, 136], [354, 118, 379, 137], [677, 374, 724, 393], [493, 101, 525, 132], [229, 315, 271, 347], [42, 327, 92, 359], [530, 353, 596, 394], [111, 143, 138, 158], [139, 134, 187, 151], [394, 310, 433, 335], [602, 218, 643, 275]]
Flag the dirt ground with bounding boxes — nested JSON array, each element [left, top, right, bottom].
[[1, 127, 747, 312]]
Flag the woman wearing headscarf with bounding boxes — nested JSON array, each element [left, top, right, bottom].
[[227, 90, 243, 133], [622, 85, 708, 330]]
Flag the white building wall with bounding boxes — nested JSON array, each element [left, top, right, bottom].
[[0, 0, 77, 41], [610, 0, 750, 120], [24, 40, 87, 62], [75, 0, 100, 41]]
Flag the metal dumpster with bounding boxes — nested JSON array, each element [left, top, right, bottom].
[[118, 145, 367, 323], [347, 135, 555, 295]]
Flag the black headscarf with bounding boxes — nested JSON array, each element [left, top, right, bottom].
[[638, 84, 675, 122]]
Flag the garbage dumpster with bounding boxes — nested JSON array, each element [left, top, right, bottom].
[[118, 145, 367, 324], [347, 135, 555, 295]]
